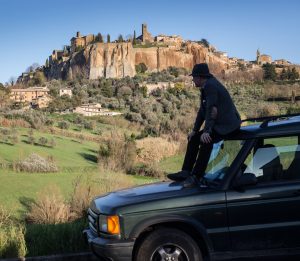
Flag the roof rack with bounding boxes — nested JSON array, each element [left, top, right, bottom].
[[241, 113, 300, 128]]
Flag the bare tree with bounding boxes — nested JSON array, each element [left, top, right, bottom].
[[8, 76, 17, 86], [26, 63, 40, 73]]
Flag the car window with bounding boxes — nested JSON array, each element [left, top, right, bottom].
[[205, 139, 243, 181], [242, 136, 300, 183]]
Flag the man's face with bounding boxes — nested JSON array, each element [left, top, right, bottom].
[[192, 76, 206, 88]]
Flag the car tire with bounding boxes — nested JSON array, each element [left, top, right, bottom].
[[135, 227, 203, 261]]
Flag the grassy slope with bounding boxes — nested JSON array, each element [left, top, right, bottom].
[[0, 128, 99, 218], [0, 127, 154, 219], [0, 128, 99, 168]]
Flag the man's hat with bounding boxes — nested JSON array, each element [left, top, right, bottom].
[[190, 63, 213, 77]]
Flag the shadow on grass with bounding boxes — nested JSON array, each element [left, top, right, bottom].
[[71, 139, 82, 143], [0, 141, 14, 146], [78, 153, 98, 163], [87, 148, 98, 154], [24, 219, 89, 257], [18, 196, 35, 220], [16, 197, 89, 257], [21, 140, 53, 148]]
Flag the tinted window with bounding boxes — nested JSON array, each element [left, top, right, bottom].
[[243, 136, 300, 182]]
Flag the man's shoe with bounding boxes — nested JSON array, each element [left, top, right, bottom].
[[182, 175, 200, 188], [167, 170, 190, 181]]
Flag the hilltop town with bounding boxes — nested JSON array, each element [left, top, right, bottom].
[[4, 24, 298, 112], [17, 24, 300, 83]]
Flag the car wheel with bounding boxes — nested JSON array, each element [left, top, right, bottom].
[[135, 227, 202, 261]]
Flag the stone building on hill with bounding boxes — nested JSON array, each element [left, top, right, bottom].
[[10, 87, 51, 108], [59, 88, 72, 97], [256, 49, 272, 65], [74, 103, 122, 117], [273, 59, 291, 66], [71, 31, 95, 52], [137, 24, 154, 43]]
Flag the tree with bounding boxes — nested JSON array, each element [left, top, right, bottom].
[[32, 71, 46, 85], [107, 34, 111, 43], [280, 68, 288, 80], [118, 34, 124, 43], [45, 58, 49, 68], [26, 63, 40, 73], [199, 38, 210, 48], [97, 33, 103, 43], [135, 63, 148, 74], [38, 137, 48, 146], [289, 67, 300, 81], [262, 63, 277, 81], [133, 30, 137, 45], [9, 76, 17, 86]]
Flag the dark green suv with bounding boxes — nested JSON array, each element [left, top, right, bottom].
[[83, 115, 300, 261]]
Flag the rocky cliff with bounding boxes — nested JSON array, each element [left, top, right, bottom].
[[46, 42, 228, 80]]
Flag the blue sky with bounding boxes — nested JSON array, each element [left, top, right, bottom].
[[0, 0, 299, 83]]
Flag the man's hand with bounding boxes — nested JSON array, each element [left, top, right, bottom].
[[201, 132, 212, 144], [187, 131, 196, 142]]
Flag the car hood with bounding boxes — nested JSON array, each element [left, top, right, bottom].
[[90, 181, 222, 215]]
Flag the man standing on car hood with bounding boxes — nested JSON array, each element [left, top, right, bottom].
[[168, 63, 241, 187]]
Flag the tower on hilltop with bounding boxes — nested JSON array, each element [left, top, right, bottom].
[[137, 23, 154, 44], [256, 48, 260, 63]]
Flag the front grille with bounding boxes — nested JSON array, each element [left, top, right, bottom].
[[88, 208, 99, 235]]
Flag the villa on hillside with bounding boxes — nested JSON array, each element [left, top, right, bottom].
[[144, 81, 175, 94], [74, 103, 122, 117], [59, 88, 73, 97], [10, 86, 51, 108]]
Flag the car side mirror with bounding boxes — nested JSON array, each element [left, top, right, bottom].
[[233, 173, 257, 189]]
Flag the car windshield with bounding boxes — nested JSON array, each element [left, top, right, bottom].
[[204, 139, 244, 182]]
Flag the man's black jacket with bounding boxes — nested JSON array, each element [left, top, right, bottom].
[[193, 76, 241, 135]]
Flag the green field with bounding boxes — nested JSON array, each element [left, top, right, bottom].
[[0, 128, 99, 168], [0, 127, 153, 220]]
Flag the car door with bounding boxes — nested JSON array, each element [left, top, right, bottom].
[[226, 136, 300, 250]]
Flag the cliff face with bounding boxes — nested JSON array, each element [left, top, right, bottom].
[[47, 43, 135, 80], [87, 43, 135, 79], [47, 42, 228, 80], [134, 42, 227, 73]]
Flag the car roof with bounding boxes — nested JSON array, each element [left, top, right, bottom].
[[232, 116, 300, 140]]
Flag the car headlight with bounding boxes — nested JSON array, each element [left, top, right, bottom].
[[99, 215, 120, 235]]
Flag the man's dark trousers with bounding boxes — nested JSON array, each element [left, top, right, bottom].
[[182, 129, 239, 178]]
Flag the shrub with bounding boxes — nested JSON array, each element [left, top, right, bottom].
[[38, 137, 48, 146], [45, 119, 54, 126], [49, 138, 56, 148], [70, 173, 134, 219], [15, 153, 58, 173], [10, 135, 19, 145], [0, 205, 11, 227], [253, 103, 280, 118], [136, 137, 179, 164], [27, 185, 71, 224], [83, 120, 96, 130], [58, 121, 70, 130], [98, 133, 137, 172], [0, 128, 10, 136], [135, 63, 148, 73], [27, 135, 35, 145], [0, 225, 27, 258], [128, 163, 164, 179]]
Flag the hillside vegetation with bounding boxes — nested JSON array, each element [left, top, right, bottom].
[[1, 68, 300, 258]]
